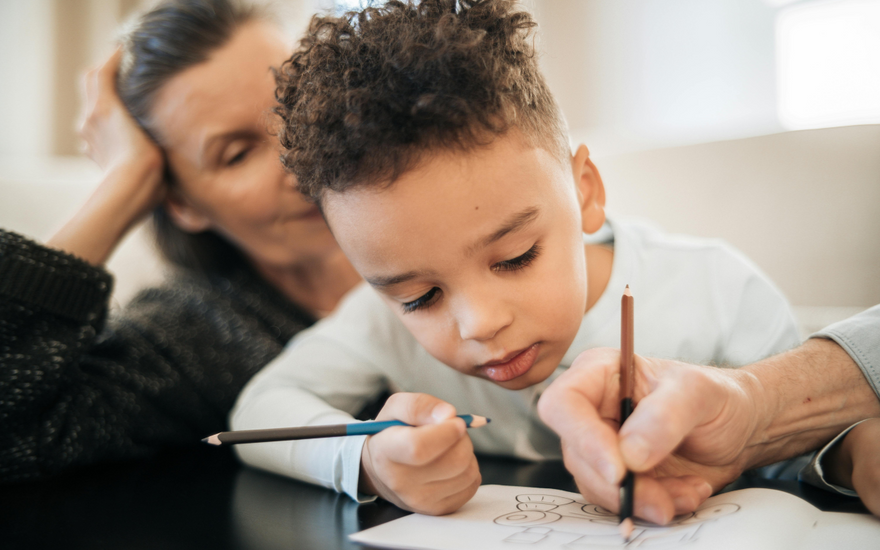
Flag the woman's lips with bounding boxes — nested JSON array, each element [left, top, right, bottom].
[[479, 344, 540, 383]]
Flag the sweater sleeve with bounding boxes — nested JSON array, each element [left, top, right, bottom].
[[0, 230, 295, 483]]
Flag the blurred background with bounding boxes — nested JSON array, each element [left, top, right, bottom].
[[1, 0, 878, 334]]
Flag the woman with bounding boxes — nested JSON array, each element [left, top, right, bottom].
[[0, 0, 362, 483]]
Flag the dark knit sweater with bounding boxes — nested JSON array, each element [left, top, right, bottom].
[[0, 229, 315, 483]]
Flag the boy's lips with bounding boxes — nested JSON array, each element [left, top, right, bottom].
[[478, 344, 540, 383]]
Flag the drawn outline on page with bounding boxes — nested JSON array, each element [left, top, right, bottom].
[[494, 494, 740, 548]]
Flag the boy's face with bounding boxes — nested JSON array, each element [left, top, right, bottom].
[[323, 132, 602, 390]]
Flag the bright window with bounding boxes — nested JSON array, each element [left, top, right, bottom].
[[777, 0, 880, 129]]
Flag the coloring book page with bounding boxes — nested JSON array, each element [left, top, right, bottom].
[[350, 485, 880, 550]]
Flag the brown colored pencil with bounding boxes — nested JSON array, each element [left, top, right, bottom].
[[619, 285, 635, 540]]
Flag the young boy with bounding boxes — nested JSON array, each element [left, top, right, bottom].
[[231, 0, 799, 518]]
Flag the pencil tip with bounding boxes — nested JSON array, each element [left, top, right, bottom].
[[468, 415, 490, 428], [202, 434, 222, 446], [619, 518, 634, 541], [624, 285, 632, 297]]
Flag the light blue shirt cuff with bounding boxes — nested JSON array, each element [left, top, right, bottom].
[[810, 304, 880, 402], [798, 420, 867, 497], [340, 434, 378, 503]]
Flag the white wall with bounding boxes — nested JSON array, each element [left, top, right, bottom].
[[533, 0, 784, 157], [598, 124, 880, 308], [0, 0, 55, 158]]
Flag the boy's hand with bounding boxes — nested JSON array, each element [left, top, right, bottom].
[[537, 348, 759, 525], [825, 418, 880, 517], [359, 393, 481, 515]]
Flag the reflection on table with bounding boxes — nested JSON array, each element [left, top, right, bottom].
[[0, 446, 868, 550]]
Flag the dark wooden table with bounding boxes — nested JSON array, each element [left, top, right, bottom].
[[0, 446, 868, 549]]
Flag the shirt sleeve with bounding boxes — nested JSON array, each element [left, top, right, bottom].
[[810, 304, 880, 401], [230, 284, 402, 502], [714, 245, 802, 366]]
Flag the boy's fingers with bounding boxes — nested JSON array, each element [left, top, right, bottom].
[[419, 434, 477, 483], [375, 392, 457, 425], [377, 418, 467, 466], [427, 473, 482, 515], [619, 366, 724, 472]]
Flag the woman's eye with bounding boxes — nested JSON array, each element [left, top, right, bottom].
[[402, 287, 440, 314], [494, 243, 541, 272]]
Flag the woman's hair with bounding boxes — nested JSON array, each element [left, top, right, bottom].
[[117, 0, 263, 275], [274, 0, 568, 203]]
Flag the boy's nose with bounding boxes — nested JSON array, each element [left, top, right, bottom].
[[455, 294, 513, 342]]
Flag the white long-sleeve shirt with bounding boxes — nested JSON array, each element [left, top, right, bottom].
[[230, 218, 801, 501]]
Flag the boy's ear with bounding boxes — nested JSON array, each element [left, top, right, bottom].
[[571, 144, 607, 235], [163, 188, 212, 233]]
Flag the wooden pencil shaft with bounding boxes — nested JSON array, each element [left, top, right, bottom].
[[219, 424, 348, 444], [211, 414, 485, 445], [620, 293, 634, 400], [619, 287, 635, 526]]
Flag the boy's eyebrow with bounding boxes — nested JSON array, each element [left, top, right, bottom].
[[365, 206, 540, 289], [365, 270, 424, 289], [470, 206, 540, 254]]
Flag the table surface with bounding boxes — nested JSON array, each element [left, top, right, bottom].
[[0, 446, 869, 549]]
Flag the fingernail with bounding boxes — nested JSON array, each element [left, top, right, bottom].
[[620, 434, 651, 469], [431, 403, 455, 422], [597, 459, 618, 484], [642, 504, 665, 525], [696, 481, 713, 500]]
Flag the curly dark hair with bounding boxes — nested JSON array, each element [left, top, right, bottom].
[[275, 0, 568, 202]]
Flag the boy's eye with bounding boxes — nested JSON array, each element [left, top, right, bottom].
[[493, 243, 541, 272], [224, 146, 251, 167], [402, 287, 440, 314]]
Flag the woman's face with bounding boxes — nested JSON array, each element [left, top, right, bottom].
[[150, 22, 337, 269]]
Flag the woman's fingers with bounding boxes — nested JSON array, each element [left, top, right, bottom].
[[539, 348, 627, 487], [619, 361, 734, 473]]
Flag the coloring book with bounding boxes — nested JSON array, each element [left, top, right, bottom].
[[350, 485, 880, 549]]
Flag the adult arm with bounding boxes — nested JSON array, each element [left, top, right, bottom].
[[0, 231, 299, 482], [538, 308, 880, 524], [48, 47, 165, 266]]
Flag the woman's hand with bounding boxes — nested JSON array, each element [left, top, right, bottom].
[[49, 48, 167, 266], [359, 393, 481, 515], [537, 348, 756, 525], [825, 418, 880, 516], [80, 48, 163, 179]]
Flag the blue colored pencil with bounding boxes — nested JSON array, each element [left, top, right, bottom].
[[202, 414, 490, 446]]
